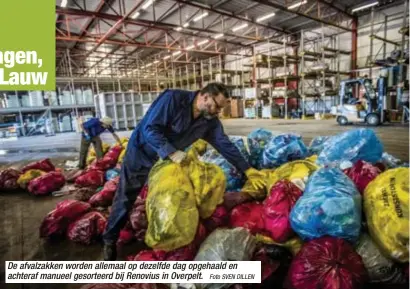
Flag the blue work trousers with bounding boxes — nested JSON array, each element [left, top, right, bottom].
[[102, 145, 151, 245]]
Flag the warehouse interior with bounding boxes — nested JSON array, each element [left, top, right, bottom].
[[0, 0, 410, 288]]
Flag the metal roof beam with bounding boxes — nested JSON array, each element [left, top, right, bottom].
[[317, 0, 354, 19], [56, 7, 258, 46], [171, 0, 291, 35], [250, 0, 353, 32]]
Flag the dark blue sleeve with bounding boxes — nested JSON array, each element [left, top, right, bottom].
[[203, 119, 250, 173], [141, 90, 177, 159]]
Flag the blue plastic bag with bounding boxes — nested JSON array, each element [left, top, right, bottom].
[[317, 129, 383, 167], [262, 134, 308, 169], [247, 129, 273, 170], [290, 168, 362, 242], [201, 136, 249, 192], [105, 168, 120, 181], [308, 136, 331, 155]]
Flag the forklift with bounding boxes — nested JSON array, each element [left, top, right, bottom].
[[333, 77, 387, 126]]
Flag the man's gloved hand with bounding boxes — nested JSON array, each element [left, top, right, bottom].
[[83, 131, 91, 141], [245, 168, 266, 190], [169, 150, 187, 164]]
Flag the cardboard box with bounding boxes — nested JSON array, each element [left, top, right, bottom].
[[231, 99, 244, 118]]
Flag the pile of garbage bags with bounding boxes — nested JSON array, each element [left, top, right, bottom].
[[19, 128, 409, 289], [0, 159, 66, 195]]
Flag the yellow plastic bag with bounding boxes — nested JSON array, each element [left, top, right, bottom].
[[145, 141, 225, 251], [17, 169, 46, 189], [266, 160, 318, 193], [306, 154, 318, 163], [364, 168, 409, 263], [118, 141, 128, 163], [86, 143, 111, 165], [255, 234, 303, 256]]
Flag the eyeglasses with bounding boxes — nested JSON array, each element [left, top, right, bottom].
[[210, 97, 224, 111]]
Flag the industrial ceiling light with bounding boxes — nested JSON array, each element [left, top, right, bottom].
[[153, 60, 159, 64], [142, 0, 154, 10], [163, 55, 171, 60], [172, 51, 181, 56], [131, 11, 140, 19], [174, 27, 183, 31], [193, 12, 209, 22], [232, 23, 248, 32], [61, 0, 67, 7], [288, 0, 307, 9], [186, 45, 195, 50], [256, 12, 275, 22], [146, 63, 152, 67], [351, 1, 379, 12], [198, 39, 209, 46], [214, 33, 224, 39], [183, 22, 189, 28]]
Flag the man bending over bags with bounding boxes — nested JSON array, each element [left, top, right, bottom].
[[103, 82, 266, 260]]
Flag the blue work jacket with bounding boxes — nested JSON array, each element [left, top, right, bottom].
[[127, 89, 250, 172], [82, 118, 114, 138]]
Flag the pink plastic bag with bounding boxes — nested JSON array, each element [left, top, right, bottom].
[[343, 160, 381, 194], [75, 170, 105, 188], [40, 200, 91, 239], [67, 211, 107, 245], [287, 236, 367, 289], [263, 180, 302, 242], [28, 171, 65, 196], [22, 159, 55, 173], [0, 168, 21, 191], [204, 205, 228, 232], [89, 177, 119, 207], [229, 202, 265, 235]]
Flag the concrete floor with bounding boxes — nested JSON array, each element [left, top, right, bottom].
[[0, 119, 409, 289]]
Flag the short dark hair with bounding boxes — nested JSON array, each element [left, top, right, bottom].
[[200, 82, 230, 99]]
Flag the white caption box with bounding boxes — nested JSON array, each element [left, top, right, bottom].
[[5, 261, 261, 284]]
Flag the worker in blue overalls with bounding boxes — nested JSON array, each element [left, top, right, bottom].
[[102, 83, 266, 260], [79, 116, 121, 169]]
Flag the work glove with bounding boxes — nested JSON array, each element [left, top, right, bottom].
[[83, 131, 91, 141], [169, 150, 187, 164], [244, 168, 266, 190]]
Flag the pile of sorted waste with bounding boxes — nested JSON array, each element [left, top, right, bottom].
[[82, 128, 409, 289], [2, 129, 408, 289]]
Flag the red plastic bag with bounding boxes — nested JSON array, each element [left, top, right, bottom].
[[67, 211, 107, 245], [75, 170, 105, 188], [263, 180, 302, 243], [128, 250, 166, 261], [128, 224, 206, 262], [28, 171, 65, 196], [40, 200, 91, 239], [0, 168, 21, 191], [204, 205, 228, 232], [139, 185, 149, 200], [343, 160, 381, 194], [130, 197, 147, 241], [229, 202, 265, 235], [117, 228, 135, 245], [89, 146, 122, 171], [287, 236, 367, 289], [22, 159, 55, 173], [253, 247, 280, 282], [89, 177, 119, 207]]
